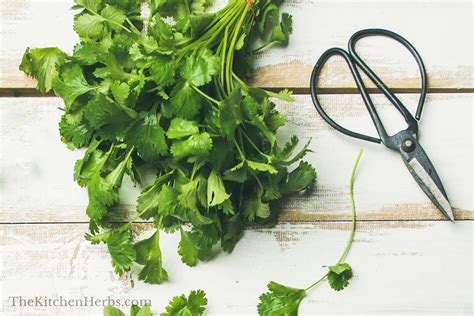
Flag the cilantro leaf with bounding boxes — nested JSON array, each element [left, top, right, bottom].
[[176, 13, 215, 38], [269, 13, 293, 46], [74, 14, 108, 39], [104, 291, 206, 316], [84, 94, 137, 140], [101, 5, 127, 31], [73, 42, 103, 65], [53, 63, 96, 109], [247, 160, 278, 175], [182, 49, 220, 87], [107, 227, 136, 275], [73, 139, 107, 186], [19, 47, 67, 93], [274, 136, 311, 167], [136, 173, 172, 219], [110, 81, 130, 104], [207, 169, 230, 207], [161, 289, 208, 316], [134, 231, 168, 284], [170, 81, 205, 119], [158, 184, 180, 216], [178, 228, 212, 266], [243, 190, 270, 221], [257, 282, 306, 316], [130, 305, 151, 316], [103, 306, 125, 316], [73, 0, 102, 12], [327, 263, 353, 291], [87, 226, 136, 275], [149, 56, 176, 87], [279, 161, 316, 194], [59, 113, 93, 149], [125, 113, 168, 161], [170, 132, 213, 160], [86, 173, 119, 221], [167, 117, 200, 139], [219, 88, 243, 140]]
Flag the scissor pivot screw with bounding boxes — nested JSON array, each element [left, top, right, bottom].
[[402, 138, 416, 152]]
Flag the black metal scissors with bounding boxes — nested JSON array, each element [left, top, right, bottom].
[[310, 28, 454, 222]]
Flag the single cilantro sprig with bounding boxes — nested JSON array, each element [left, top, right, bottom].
[[20, 0, 314, 284], [257, 150, 363, 315], [103, 289, 207, 316]]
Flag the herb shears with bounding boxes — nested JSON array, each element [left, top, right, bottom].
[[310, 28, 454, 222]]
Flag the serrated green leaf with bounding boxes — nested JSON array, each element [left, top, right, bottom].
[[279, 161, 316, 194], [170, 81, 204, 119], [84, 94, 137, 140], [327, 263, 353, 291], [134, 231, 168, 284], [207, 169, 230, 207], [125, 113, 168, 161], [257, 282, 306, 316], [149, 56, 175, 87], [171, 132, 213, 160], [74, 13, 107, 39], [161, 290, 208, 316], [182, 48, 220, 86], [166, 117, 199, 139], [19, 47, 67, 93], [103, 306, 126, 316], [53, 64, 96, 109]]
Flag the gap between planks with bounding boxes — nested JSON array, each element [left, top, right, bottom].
[[1, 88, 474, 98], [0, 219, 470, 226]]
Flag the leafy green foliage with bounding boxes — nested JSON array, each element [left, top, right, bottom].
[[257, 282, 306, 316], [257, 151, 363, 315], [327, 263, 353, 291], [134, 231, 168, 284], [162, 290, 208, 316], [20, 0, 314, 285], [103, 290, 206, 315]]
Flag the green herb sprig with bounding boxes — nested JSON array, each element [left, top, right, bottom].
[[257, 150, 363, 315], [20, 0, 315, 284], [104, 289, 207, 316]]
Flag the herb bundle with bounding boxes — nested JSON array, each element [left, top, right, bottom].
[[20, 0, 316, 284]]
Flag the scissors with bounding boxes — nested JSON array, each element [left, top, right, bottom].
[[310, 28, 454, 222]]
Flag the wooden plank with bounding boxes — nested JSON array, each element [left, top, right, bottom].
[[1, 94, 472, 223], [1, 221, 473, 315], [0, 0, 472, 91]]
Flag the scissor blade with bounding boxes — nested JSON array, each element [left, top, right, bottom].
[[400, 143, 455, 222]]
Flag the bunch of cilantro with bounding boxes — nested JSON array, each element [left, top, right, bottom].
[[19, 0, 315, 284]]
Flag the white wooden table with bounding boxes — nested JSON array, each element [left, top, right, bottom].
[[1, 0, 473, 315]]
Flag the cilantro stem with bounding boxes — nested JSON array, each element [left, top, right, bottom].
[[337, 149, 362, 264], [125, 18, 141, 34], [225, 4, 249, 93], [233, 139, 246, 161], [304, 149, 363, 292], [304, 273, 328, 292], [191, 85, 221, 106], [241, 129, 272, 161]]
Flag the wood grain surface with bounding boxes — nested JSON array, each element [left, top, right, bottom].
[[1, 0, 473, 315], [1, 95, 472, 223], [1, 222, 473, 315], [0, 0, 473, 91]]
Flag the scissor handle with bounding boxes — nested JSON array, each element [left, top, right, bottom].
[[310, 29, 428, 147], [310, 48, 383, 144], [349, 28, 428, 121]]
